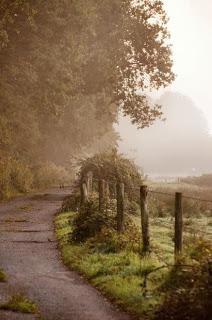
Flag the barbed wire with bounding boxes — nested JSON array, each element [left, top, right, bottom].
[[148, 189, 174, 197], [182, 195, 212, 204], [70, 176, 212, 204]]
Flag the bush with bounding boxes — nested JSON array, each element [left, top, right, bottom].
[[0, 157, 33, 199], [72, 199, 116, 242], [10, 159, 33, 193], [33, 161, 69, 189], [87, 223, 140, 253], [79, 149, 143, 202], [154, 239, 212, 320], [0, 156, 72, 200], [61, 192, 81, 212], [71, 197, 141, 252]]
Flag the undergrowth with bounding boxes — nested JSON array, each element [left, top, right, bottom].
[[55, 211, 169, 319], [0, 294, 37, 314], [0, 269, 6, 282], [55, 210, 212, 319]]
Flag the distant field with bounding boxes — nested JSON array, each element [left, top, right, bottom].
[[134, 180, 212, 263], [134, 216, 212, 264]]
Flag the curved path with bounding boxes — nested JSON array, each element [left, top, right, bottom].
[[0, 189, 132, 320]]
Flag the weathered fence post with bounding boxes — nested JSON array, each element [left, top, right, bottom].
[[174, 192, 183, 259], [80, 181, 88, 205], [99, 179, 105, 212], [140, 185, 150, 252], [86, 171, 93, 196], [105, 181, 110, 210], [105, 182, 110, 201], [116, 182, 125, 232]]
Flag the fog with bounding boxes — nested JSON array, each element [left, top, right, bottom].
[[117, 92, 212, 177], [117, 0, 212, 177]]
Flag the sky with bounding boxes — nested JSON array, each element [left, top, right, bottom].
[[162, 0, 212, 132]]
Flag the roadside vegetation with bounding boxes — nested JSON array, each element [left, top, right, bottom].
[[0, 269, 7, 282], [55, 151, 212, 320], [0, 294, 37, 314], [0, 158, 71, 200]]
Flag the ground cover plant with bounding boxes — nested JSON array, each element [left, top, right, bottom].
[[0, 269, 6, 282], [0, 294, 37, 314], [55, 209, 212, 319]]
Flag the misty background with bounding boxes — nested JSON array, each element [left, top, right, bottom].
[[117, 0, 212, 177]]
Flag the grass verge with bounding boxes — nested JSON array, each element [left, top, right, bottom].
[[55, 211, 170, 319], [0, 294, 37, 314], [55, 210, 212, 320], [0, 269, 7, 282]]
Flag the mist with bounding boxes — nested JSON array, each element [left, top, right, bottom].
[[117, 91, 212, 177]]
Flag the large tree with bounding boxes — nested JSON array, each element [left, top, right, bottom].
[[0, 0, 174, 165]]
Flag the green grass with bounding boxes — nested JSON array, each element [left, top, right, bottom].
[[0, 269, 7, 282], [0, 294, 37, 314], [55, 210, 212, 319], [55, 211, 170, 319]]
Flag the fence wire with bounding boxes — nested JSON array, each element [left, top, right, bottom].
[[78, 176, 212, 263]]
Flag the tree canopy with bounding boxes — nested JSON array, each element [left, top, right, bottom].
[[0, 0, 174, 187]]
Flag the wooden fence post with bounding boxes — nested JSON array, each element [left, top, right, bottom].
[[105, 181, 110, 210], [175, 192, 183, 258], [99, 179, 105, 212], [105, 182, 110, 201], [80, 181, 88, 205], [140, 185, 150, 252], [116, 182, 125, 232], [86, 171, 93, 196]]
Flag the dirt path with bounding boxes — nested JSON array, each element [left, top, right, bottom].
[[0, 189, 132, 320]]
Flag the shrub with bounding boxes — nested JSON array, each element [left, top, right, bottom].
[[72, 199, 116, 242], [71, 197, 141, 252], [154, 239, 212, 320], [10, 159, 33, 193], [33, 161, 69, 188], [87, 223, 140, 253], [0, 157, 33, 199], [79, 149, 143, 202], [61, 190, 81, 212]]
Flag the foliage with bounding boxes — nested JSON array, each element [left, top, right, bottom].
[[79, 150, 143, 201], [32, 161, 70, 189], [154, 239, 212, 320], [0, 268, 6, 282], [87, 224, 140, 254], [72, 199, 116, 242], [55, 211, 167, 318], [56, 210, 212, 320], [0, 156, 70, 200], [0, 294, 37, 314], [0, 157, 33, 199], [0, 1, 174, 196]]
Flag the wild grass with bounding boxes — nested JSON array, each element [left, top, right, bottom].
[[0, 269, 7, 282], [0, 294, 37, 314], [55, 211, 170, 319], [55, 209, 212, 319]]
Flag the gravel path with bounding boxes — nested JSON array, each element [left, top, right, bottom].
[[0, 189, 132, 320]]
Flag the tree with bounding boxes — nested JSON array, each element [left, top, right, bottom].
[[0, 0, 174, 168]]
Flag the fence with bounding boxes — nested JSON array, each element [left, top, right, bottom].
[[80, 171, 212, 262]]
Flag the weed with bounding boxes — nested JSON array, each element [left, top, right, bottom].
[[0, 294, 37, 313], [0, 269, 6, 282]]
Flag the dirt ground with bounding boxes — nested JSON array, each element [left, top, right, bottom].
[[0, 189, 132, 320]]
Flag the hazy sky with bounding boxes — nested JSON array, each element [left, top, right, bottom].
[[162, 0, 212, 132], [117, 0, 212, 175]]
